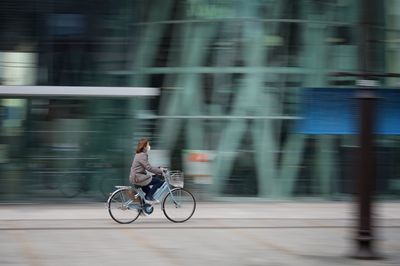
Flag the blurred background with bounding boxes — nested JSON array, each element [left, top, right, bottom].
[[1, 0, 400, 202]]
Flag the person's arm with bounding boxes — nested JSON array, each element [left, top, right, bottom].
[[139, 153, 163, 175]]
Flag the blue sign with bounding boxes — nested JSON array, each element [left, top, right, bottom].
[[297, 88, 400, 134]]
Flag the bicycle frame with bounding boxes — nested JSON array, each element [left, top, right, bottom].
[[121, 170, 178, 208], [107, 168, 195, 224], [150, 170, 180, 206], [107, 170, 181, 212]]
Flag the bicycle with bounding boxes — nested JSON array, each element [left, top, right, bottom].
[[106, 169, 196, 223]]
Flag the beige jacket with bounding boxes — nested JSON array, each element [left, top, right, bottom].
[[129, 152, 163, 186]]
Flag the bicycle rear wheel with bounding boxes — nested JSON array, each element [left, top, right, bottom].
[[162, 188, 196, 223], [108, 189, 142, 224]]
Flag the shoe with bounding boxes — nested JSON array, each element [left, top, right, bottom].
[[145, 197, 159, 204], [144, 197, 156, 204]]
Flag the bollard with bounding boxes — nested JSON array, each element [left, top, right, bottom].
[[351, 90, 380, 259]]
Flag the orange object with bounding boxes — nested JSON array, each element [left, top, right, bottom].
[[188, 153, 209, 162]]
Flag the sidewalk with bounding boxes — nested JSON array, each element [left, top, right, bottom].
[[1, 202, 399, 266], [0, 201, 399, 220]]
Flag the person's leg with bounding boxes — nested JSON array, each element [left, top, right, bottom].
[[142, 177, 159, 200], [141, 185, 150, 197], [146, 176, 164, 200]]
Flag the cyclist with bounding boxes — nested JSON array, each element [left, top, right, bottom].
[[129, 138, 164, 203]]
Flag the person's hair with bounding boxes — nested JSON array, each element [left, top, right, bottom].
[[135, 138, 149, 154]]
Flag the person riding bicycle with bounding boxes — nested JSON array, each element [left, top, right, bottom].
[[129, 138, 164, 204]]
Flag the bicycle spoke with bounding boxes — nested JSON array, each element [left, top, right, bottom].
[[162, 188, 196, 223], [108, 189, 141, 224]]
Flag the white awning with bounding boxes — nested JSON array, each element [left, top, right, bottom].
[[0, 86, 160, 97]]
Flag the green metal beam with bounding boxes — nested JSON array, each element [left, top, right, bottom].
[[159, 23, 217, 150], [213, 0, 286, 196], [108, 66, 319, 75], [129, 0, 175, 86]]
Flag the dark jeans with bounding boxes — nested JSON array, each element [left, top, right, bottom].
[[142, 175, 164, 200]]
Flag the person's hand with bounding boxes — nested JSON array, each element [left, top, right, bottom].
[[160, 167, 168, 173]]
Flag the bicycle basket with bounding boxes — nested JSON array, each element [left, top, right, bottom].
[[168, 171, 184, 188]]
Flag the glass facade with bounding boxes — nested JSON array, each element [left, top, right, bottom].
[[1, 0, 400, 201]]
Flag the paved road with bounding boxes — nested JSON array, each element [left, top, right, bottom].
[[1, 202, 400, 266]]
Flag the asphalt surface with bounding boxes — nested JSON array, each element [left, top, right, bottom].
[[1, 202, 400, 266]]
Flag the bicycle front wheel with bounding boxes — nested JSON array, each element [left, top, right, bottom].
[[162, 188, 196, 223], [108, 189, 142, 224]]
